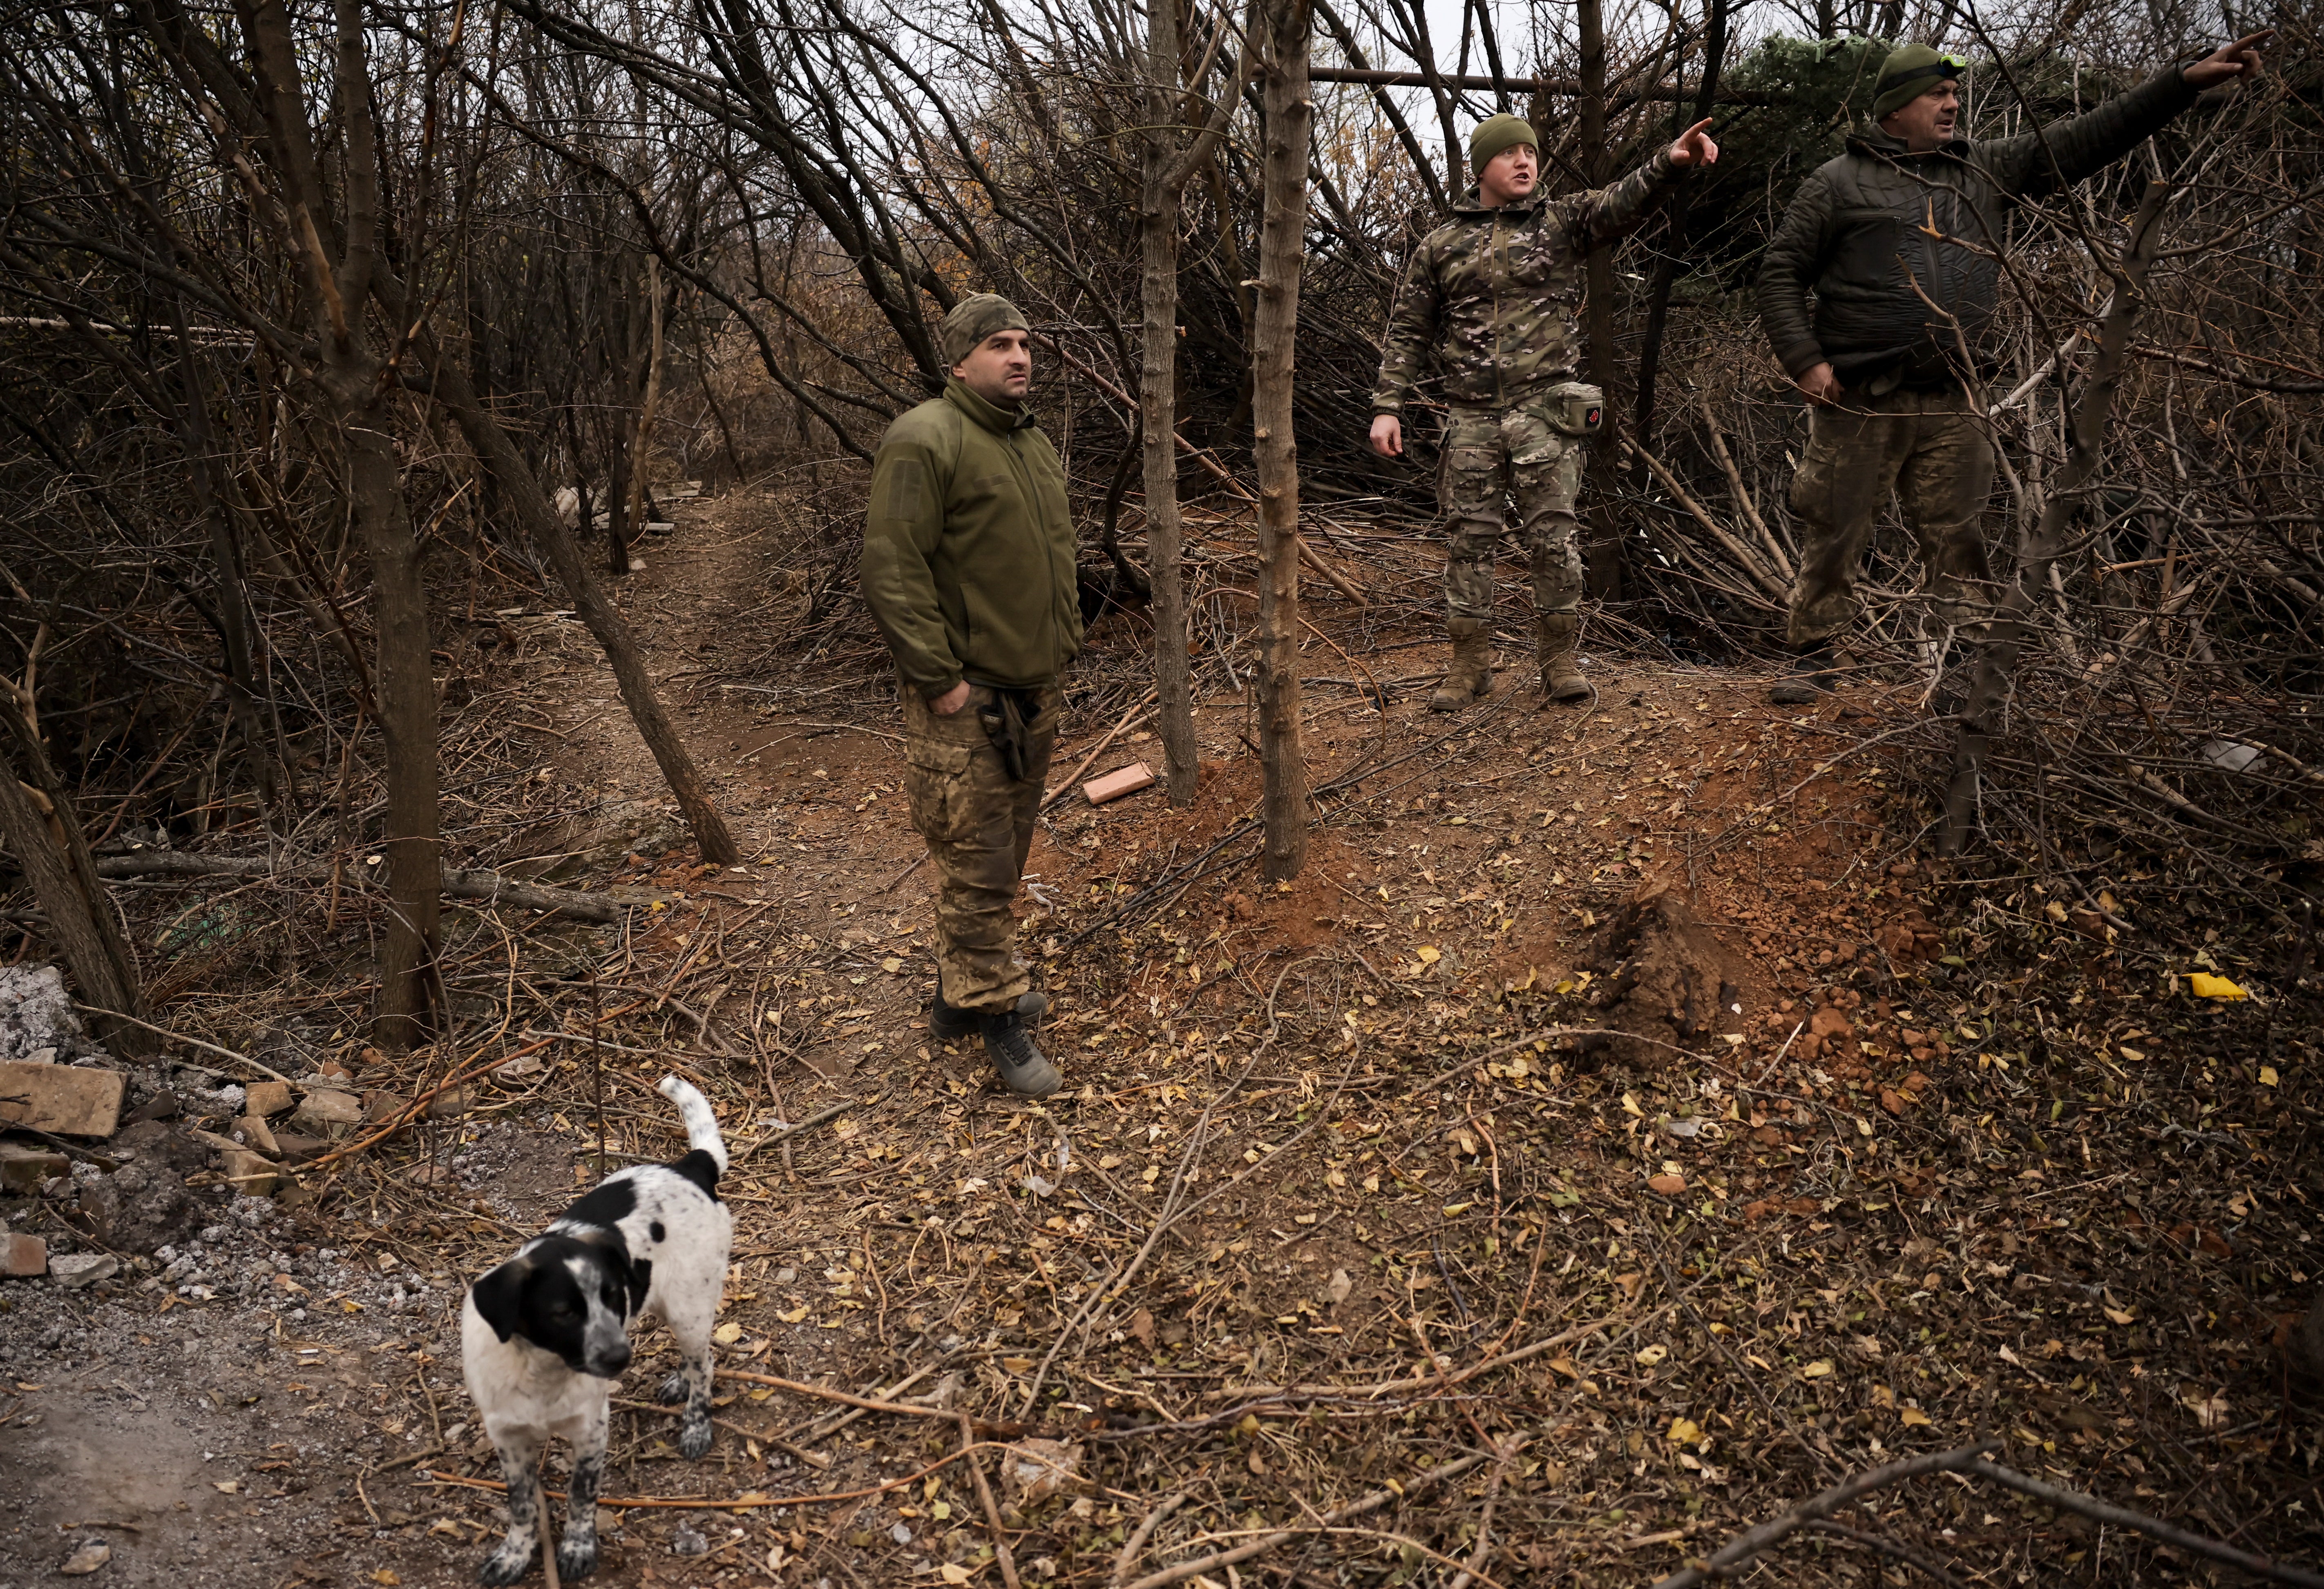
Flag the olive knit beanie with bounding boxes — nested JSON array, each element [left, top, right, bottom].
[[1872, 43, 1961, 120], [1468, 114, 1538, 178], [940, 294, 1030, 367]]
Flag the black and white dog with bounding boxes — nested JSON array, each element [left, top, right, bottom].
[[462, 1075, 733, 1583]]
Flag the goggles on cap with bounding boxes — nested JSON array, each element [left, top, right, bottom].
[[1881, 53, 1968, 89]]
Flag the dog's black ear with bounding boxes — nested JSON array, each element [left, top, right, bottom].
[[625, 1257, 653, 1317], [470, 1258, 531, 1343]]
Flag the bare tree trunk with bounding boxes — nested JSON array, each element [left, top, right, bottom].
[[239, 0, 442, 1047], [1140, 161, 1199, 806], [625, 254, 664, 545], [1251, 0, 1312, 883], [341, 413, 443, 1047], [1137, 0, 1246, 808], [1576, 0, 1625, 601], [419, 330, 742, 865], [1940, 181, 2173, 855], [0, 707, 149, 1057]]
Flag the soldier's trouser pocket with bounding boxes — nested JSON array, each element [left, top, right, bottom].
[[904, 738, 976, 846]]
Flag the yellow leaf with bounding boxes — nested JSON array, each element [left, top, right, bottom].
[[1899, 1407, 1933, 1428], [1798, 1359, 1834, 1380], [1001, 1357, 1035, 1373], [1415, 945, 1441, 964], [880, 957, 903, 973], [1621, 1093, 1644, 1118], [1441, 1201, 1472, 1216], [2103, 1306, 2136, 1326], [1635, 1344, 1668, 1366], [939, 1567, 973, 1585], [713, 1321, 744, 1345], [213, 1480, 239, 1494], [1666, 1416, 1702, 1445], [2258, 1065, 2279, 1087], [778, 1305, 810, 1323], [373, 1573, 400, 1587], [2187, 973, 2248, 1000]]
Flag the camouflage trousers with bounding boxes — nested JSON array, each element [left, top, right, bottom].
[[1785, 388, 1996, 646], [901, 683, 1058, 1013], [1438, 402, 1587, 623]]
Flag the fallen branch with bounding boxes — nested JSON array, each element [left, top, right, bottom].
[[1647, 1440, 2001, 1589], [716, 1368, 1030, 1435], [1117, 1453, 1489, 1589], [73, 1004, 296, 1084], [956, 1412, 1022, 1589], [1651, 1440, 2324, 1589], [1963, 1457, 2324, 1589], [91, 852, 673, 922], [417, 1440, 1009, 1511]]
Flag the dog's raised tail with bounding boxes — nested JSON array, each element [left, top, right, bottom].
[[657, 1074, 729, 1175]]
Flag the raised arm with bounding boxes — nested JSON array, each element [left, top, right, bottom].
[[859, 420, 961, 699], [1572, 118, 1719, 248], [1982, 34, 2266, 197]]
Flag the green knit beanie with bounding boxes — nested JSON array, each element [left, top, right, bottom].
[[1468, 114, 1538, 178], [940, 293, 1030, 367], [1871, 43, 1962, 120]]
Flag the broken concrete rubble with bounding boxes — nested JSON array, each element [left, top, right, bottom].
[[0, 1060, 124, 1136]]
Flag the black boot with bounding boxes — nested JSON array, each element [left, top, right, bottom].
[[930, 986, 1048, 1042], [980, 1009, 1061, 1098], [1769, 643, 1839, 705]]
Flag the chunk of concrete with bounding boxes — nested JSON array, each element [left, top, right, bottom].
[[50, 1251, 117, 1289], [290, 1089, 362, 1138], [0, 1140, 69, 1192], [244, 1080, 294, 1118], [0, 1062, 123, 1136], [1, 1232, 47, 1276]]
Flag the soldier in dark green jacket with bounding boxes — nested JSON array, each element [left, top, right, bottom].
[[1372, 113, 1718, 710], [862, 294, 1081, 1097], [1757, 34, 2268, 703]]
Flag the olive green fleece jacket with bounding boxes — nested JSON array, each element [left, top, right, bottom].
[[861, 378, 1082, 698]]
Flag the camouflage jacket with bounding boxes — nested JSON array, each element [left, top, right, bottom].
[[1371, 149, 1687, 415]]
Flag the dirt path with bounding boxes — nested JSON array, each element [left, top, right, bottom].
[[3, 489, 2316, 1588]]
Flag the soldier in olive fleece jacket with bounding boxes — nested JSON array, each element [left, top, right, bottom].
[[1371, 113, 1717, 709], [861, 293, 1080, 1098], [1756, 35, 2268, 701]]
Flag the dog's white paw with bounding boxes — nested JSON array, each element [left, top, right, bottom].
[[678, 1413, 713, 1460], [479, 1543, 533, 1585], [556, 1534, 599, 1580]]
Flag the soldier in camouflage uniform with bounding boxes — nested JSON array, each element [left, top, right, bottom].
[[1372, 113, 1718, 709]]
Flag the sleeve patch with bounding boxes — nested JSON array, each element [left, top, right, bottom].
[[881, 457, 927, 523]]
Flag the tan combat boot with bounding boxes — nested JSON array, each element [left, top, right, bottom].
[[1429, 618, 1493, 711], [1535, 611, 1590, 702]]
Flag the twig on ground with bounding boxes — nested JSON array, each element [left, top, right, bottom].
[[956, 1411, 1022, 1589]]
